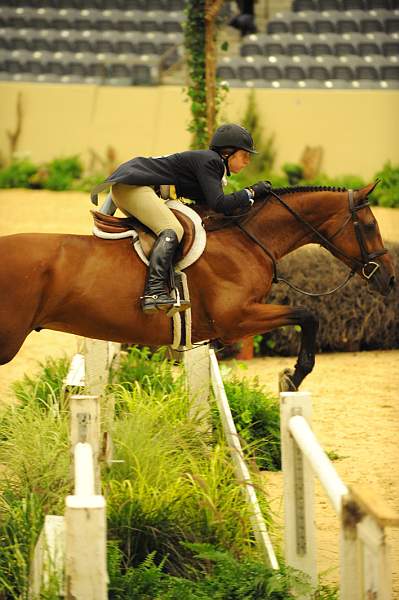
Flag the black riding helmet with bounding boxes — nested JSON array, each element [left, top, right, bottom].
[[209, 123, 257, 175], [210, 123, 257, 154]]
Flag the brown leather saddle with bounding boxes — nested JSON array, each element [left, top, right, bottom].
[[91, 209, 196, 261]]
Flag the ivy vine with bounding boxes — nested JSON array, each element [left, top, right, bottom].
[[184, 1, 226, 149]]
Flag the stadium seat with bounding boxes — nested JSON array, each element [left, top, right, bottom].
[[358, 41, 382, 56], [261, 64, 284, 80], [355, 64, 379, 79], [162, 13, 184, 33], [237, 63, 261, 80], [266, 16, 290, 34], [107, 63, 133, 86], [240, 40, 264, 57], [307, 63, 331, 80], [291, 15, 315, 34], [336, 16, 360, 34], [284, 64, 307, 80], [216, 64, 237, 80], [318, 0, 341, 9], [365, 0, 391, 7], [382, 40, 399, 56], [385, 16, 399, 34], [334, 41, 358, 56], [360, 15, 385, 34], [287, 41, 310, 56], [165, 0, 185, 9], [147, 0, 166, 9], [264, 40, 287, 56], [310, 41, 335, 56], [342, 0, 365, 8], [292, 0, 317, 10], [314, 17, 337, 33], [380, 64, 399, 79]]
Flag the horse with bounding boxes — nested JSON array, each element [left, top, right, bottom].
[[0, 182, 394, 390]]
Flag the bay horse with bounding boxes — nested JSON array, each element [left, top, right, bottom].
[[0, 182, 394, 390]]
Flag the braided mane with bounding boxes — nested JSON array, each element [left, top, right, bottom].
[[272, 185, 347, 196]]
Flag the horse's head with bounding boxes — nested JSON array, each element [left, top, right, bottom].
[[331, 182, 395, 296]]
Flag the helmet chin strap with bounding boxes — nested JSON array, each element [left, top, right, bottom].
[[221, 149, 237, 177]]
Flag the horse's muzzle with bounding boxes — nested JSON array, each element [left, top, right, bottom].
[[368, 269, 396, 296]]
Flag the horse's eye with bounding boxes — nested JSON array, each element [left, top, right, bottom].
[[364, 221, 376, 233]]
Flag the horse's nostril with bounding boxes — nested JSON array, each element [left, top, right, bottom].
[[389, 276, 396, 290]]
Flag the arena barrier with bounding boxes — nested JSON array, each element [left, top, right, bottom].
[[184, 344, 279, 570], [280, 390, 399, 599], [30, 338, 119, 598]]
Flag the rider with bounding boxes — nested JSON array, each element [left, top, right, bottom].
[[91, 123, 272, 315]]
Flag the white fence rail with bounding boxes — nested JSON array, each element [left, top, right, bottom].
[[30, 338, 117, 599], [281, 390, 399, 599], [65, 442, 107, 600]]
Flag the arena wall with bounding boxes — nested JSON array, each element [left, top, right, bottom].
[[0, 81, 398, 180]]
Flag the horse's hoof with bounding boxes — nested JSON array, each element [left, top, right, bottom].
[[278, 368, 297, 393]]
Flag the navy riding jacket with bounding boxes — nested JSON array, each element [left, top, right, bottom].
[[91, 149, 251, 216]]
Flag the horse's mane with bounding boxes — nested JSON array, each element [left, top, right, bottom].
[[271, 185, 348, 196], [201, 185, 349, 232]]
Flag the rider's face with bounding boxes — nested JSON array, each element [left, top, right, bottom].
[[228, 150, 251, 173]]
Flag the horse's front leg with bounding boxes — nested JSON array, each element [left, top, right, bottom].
[[226, 304, 319, 391]]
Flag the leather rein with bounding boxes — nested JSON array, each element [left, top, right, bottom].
[[235, 188, 388, 297]]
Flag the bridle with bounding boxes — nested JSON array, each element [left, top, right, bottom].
[[236, 188, 388, 297]]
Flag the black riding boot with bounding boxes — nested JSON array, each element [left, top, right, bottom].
[[141, 229, 190, 315]]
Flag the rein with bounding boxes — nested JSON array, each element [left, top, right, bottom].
[[233, 188, 387, 297]]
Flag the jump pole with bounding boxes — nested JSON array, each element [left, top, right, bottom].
[[280, 390, 399, 598], [209, 349, 279, 569], [65, 442, 107, 600]]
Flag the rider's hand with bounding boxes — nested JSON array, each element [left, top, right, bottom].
[[249, 180, 272, 200]]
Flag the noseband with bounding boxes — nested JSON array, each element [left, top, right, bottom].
[[237, 188, 388, 297]]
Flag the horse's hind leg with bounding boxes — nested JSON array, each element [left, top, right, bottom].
[[279, 307, 319, 392]]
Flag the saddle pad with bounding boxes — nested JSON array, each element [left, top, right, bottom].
[[92, 200, 206, 271]]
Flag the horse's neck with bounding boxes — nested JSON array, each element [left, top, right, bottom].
[[255, 191, 344, 260]]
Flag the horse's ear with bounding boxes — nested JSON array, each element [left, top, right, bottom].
[[357, 181, 379, 199]]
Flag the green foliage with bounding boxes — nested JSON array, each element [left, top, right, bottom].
[[216, 373, 281, 471], [282, 163, 303, 185], [11, 356, 70, 412], [108, 543, 338, 599], [0, 491, 44, 598], [0, 348, 339, 599], [43, 155, 83, 190], [242, 91, 276, 176], [0, 159, 38, 188], [371, 162, 399, 207], [0, 386, 70, 598], [184, 1, 207, 149], [110, 346, 182, 407], [106, 387, 257, 574]]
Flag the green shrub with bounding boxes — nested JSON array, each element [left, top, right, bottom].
[[214, 372, 281, 471], [11, 356, 70, 412], [0, 349, 338, 599], [108, 543, 312, 599], [0, 159, 38, 188], [371, 162, 399, 207], [282, 163, 303, 186], [43, 155, 83, 190]]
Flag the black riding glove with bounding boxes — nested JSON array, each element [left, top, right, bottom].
[[249, 180, 272, 200]]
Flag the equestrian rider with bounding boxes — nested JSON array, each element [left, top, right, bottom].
[[91, 123, 271, 315]]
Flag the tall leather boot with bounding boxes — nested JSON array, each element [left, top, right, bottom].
[[141, 229, 191, 315]]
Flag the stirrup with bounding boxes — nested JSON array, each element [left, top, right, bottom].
[[140, 293, 175, 315], [166, 287, 191, 317]]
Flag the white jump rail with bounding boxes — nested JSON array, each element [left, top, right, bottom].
[[65, 442, 107, 600], [280, 391, 399, 599], [209, 348, 279, 570]]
